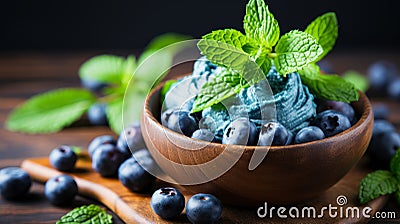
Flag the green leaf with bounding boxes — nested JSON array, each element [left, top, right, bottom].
[[121, 55, 137, 85], [274, 30, 323, 75], [203, 29, 259, 55], [144, 32, 191, 52], [305, 12, 338, 60], [300, 73, 359, 103], [359, 170, 398, 204], [6, 88, 96, 134], [243, 0, 280, 48], [390, 148, 400, 181], [56, 204, 112, 224], [106, 99, 124, 134], [191, 71, 243, 113], [79, 55, 126, 84], [298, 63, 320, 80], [161, 79, 177, 101], [197, 39, 251, 71], [342, 70, 369, 92]]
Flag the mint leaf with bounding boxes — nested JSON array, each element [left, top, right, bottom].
[[203, 29, 259, 55], [243, 0, 280, 48], [342, 70, 369, 92], [144, 32, 191, 52], [121, 55, 137, 85], [191, 71, 243, 113], [79, 55, 126, 84], [6, 88, 96, 134], [305, 12, 338, 60], [390, 148, 400, 180], [56, 204, 112, 224], [106, 99, 124, 134], [197, 39, 251, 71], [161, 79, 177, 101], [274, 30, 323, 75], [300, 73, 359, 103], [359, 170, 398, 204], [298, 63, 320, 80]]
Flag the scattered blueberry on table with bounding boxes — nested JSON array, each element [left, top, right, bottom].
[[118, 149, 156, 193], [49, 145, 77, 171], [44, 175, 78, 206], [0, 167, 32, 200], [150, 187, 185, 219], [87, 103, 108, 126], [116, 124, 146, 158], [186, 193, 222, 224], [88, 135, 116, 158], [92, 144, 125, 177]]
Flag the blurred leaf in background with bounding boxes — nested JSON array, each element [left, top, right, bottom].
[[5, 33, 191, 134]]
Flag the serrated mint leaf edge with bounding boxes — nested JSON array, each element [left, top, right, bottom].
[[274, 30, 323, 75], [305, 12, 338, 61], [359, 170, 398, 204], [243, 0, 280, 47]]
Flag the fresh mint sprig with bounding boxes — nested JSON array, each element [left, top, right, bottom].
[[56, 204, 113, 224], [359, 148, 400, 204], [192, 0, 359, 113], [6, 33, 190, 134]]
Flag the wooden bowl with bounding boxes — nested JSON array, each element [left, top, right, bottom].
[[141, 83, 373, 206]]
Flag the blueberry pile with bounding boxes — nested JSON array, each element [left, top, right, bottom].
[[161, 99, 356, 146], [150, 187, 222, 223]]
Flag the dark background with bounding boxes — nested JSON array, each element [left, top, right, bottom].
[[1, 0, 399, 51]]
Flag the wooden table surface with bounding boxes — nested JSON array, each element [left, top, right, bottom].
[[0, 50, 399, 223]]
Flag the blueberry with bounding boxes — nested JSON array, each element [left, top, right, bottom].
[[49, 145, 77, 171], [87, 103, 108, 126], [191, 129, 215, 142], [150, 187, 185, 219], [367, 61, 397, 96], [186, 193, 222, 224], [373, 104, 390, 120], [161, 109, 198, 137], [222, 118, 258, 145], [317, 60, 334, 74], [118, 149, 156, 192], [366, 120, 396, 159], [317, 100, 356, 124], [0, 167, 31, 200], [116, 124, 145, 158], [92, 144, 125, 177], [258, 122, 293, 146], [81, 78, 108, 92], [388, 78, 400, 101], [367, 132, 400, 167], [44, 175, 78, 206], [294, 126, 325, 144], [315, 110, 351, 137], [88, 135, 116, 158], [372, 120, 396, 138]]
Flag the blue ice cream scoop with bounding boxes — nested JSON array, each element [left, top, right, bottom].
[[164, 58, 316, 142]]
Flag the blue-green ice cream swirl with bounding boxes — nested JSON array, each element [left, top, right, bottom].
[[164, 58, 317, 142]]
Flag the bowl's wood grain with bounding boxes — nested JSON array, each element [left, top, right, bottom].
[[142, 83, 374, 206]]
